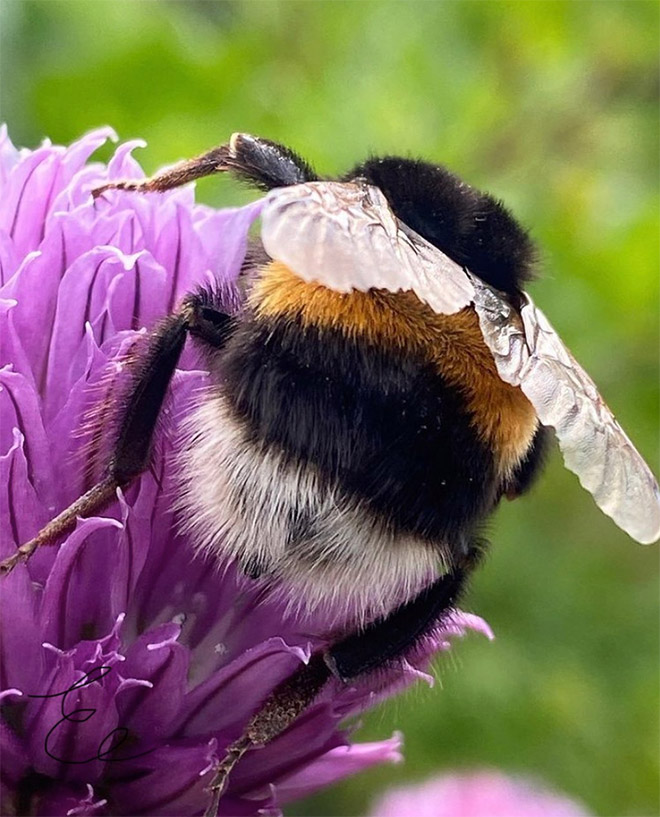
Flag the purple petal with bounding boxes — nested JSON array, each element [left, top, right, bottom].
[[0, 229, 18, 286], [2, 223, 95, 390], [0, 124, 21, 184], [0, 129, 116, 260], [0, 146, 64, 258], [0, 536, 44, 693], [171, 637, 310, 739], [37, 516, 124, 649], [0, 428, 49, 553], [0, 705, 31, 790], [23, 650, 117, 782], [41, 248, 167, 422], [107, 140, 147, 181], [0, 366, 54, 502], [115, 624, 189, 744], [109, 740, 218, 816], [0, 301, 35, 390], [275, 733, 403, 803]]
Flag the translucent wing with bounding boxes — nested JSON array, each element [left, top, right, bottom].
[[261, 181, 475, 315], [261, 180, 659, 544], [471, 274, 660, 544]]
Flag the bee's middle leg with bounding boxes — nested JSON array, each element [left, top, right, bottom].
[[0, 291, 232, 575]]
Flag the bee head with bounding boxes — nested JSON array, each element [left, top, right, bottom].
[[346, 157, 537, 296]]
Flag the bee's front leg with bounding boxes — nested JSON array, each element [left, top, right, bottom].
[[91, 145, 232, 198], [92, 132, 318, 199]]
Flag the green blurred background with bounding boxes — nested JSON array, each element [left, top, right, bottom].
[[2, 2, 658, 815]]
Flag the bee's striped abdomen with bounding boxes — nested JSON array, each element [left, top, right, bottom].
[[180, 264, 540, 620], [220, 313, 498, 551]]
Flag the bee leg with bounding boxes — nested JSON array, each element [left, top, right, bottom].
[[0, 476, 126, 575], [0, 294, 232, 576], [204, 654, 330, 817], [217, 133, 319, 190], [204, 549, 483, 815], [92, 133, 317, 198], [326, 546, 483, 682], [91, 146, 232, 198]]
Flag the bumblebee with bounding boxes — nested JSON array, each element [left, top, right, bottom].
[[2, 134, 658, 811]]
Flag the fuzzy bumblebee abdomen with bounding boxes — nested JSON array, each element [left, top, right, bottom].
[[179, 392, 445, 623], [179, 267, 539, 621], [223, 312, 501, 546]]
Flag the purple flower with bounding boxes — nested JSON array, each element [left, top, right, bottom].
[[0, 128, 492, 816], [369, 771, 592, 817]]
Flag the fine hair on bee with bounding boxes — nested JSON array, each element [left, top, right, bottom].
[[3, 132, 658, 815]]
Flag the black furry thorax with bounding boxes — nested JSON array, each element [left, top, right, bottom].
[[346, 156, 536, 296]]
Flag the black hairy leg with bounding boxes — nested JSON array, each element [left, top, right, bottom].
[[203, 655, 331, 817], [203, 547, 482, 816], [328, 544, 482, 680], [0, 292, 232, 575], [92, 133, 318, 199], [220, 133, 319, 190]]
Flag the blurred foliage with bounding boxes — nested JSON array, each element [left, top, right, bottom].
[[2, 2, 658, 815]]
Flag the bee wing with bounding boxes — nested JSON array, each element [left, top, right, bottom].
[[261, 181, 475, 314], [471, 274, 660, 544], [261, 181, 659, 543]]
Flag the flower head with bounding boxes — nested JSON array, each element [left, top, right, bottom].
[[0, 128, 492, 816], [369, 771, 591, 817]]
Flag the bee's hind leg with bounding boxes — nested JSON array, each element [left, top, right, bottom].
[[204, 548, 483, 815], [0, 292, 232, 576], [204, 654, 330, 817]]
